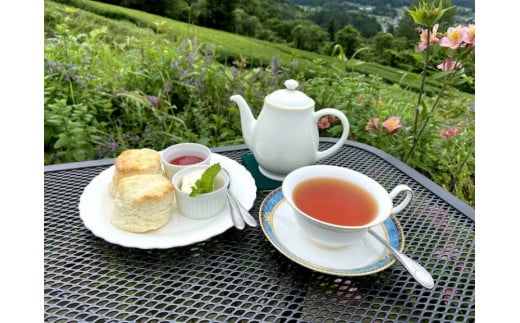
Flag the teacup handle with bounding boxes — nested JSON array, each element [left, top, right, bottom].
[[314, 108, 350, 161], [389, 184, 414, 214]]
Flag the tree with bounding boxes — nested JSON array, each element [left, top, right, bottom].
[[327, 19, 336, 41], [232, 8, 248, 34], [198, 0, 238, 31], [291, 20, 328, 52], [372, 32, 393, 52], [386, 24, 396, 35], [335, 25, 362, 58], [181, 1, 203, 25], [243, 15, 260, 38], [307, 7, 382, 38], [162, 1, 191, 22], [369, 32, 400, 66], [264, 18, 294, 42]]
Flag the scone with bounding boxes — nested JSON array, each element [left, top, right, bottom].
[[110, 148, 163, 197], [112, 174, 174, 233]]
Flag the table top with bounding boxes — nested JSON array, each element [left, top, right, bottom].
[[44, 139, 475, 322]]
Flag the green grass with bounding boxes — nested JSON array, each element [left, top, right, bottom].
[[48, 0, 448, 94], [48, 0, 327, 69]]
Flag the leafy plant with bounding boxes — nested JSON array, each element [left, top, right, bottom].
[[43, 0, 475, 206], [189, 163, 222, 197], [44, 98, 103, 163]]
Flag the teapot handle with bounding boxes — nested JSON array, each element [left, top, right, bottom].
[[314, 109, 350, 161]]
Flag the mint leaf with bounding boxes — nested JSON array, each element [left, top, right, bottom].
[[189, 163, 222, 197]]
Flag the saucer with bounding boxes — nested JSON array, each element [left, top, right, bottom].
[[259, 188, 405, 276]]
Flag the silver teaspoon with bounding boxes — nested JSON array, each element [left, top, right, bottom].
[[368, 228, 435, 289], [223, 168, 258, 227], [226, 179, 245, 230], [227, 188, 258, 227]]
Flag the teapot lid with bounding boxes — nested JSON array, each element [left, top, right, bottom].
[[265, 79, 314, 109]]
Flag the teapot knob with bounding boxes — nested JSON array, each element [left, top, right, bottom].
[[284, 79, 299, 90]]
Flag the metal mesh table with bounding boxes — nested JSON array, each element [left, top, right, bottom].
[[44, 139, 475, 322]]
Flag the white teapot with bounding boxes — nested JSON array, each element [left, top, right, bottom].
[[230, 79, 350, 180]]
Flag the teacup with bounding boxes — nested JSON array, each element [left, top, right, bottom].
[[161, 143, 211, 180], [172, 164, 229, 219], [282, 165, 413, 248]]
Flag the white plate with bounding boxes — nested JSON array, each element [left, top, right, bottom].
[[79, 153, 257, 249], [259, 188, 404, 276]]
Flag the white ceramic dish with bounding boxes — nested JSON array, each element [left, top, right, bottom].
[[173, 164, 230, 219], [259, 188, 405, 276], [79, 153, 256, 249]]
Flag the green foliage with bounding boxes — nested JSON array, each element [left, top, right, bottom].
[[407, 0, 453, 28], [44, 1, 301, 159], [44, 99, 102, 163], [291, 20, 329, 52], [349, 61, 443, 95], [49, 0, 469, 94], [396, 0, 456, 40], [189, 163, 222, 197], [335, 25, 362, 58], [309, 74, 474, 206], [304, 3, 382, 38], [44, 0, 474, 207]]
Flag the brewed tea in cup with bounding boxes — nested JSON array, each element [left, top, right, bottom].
[[282, 165, 413, 248]]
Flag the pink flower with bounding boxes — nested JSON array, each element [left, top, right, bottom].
[[328, 115, 339, 124], [440, 25, 465, 49], [382, 116, 402, 134], [318, 116, 331, 129], [462, 24, 475, 47], [441, 127, 459, 138], [365, 118, 379, 131], [418, 24, 439, 52], [437, 57, 462, 71], [317, 116, 339, 130]]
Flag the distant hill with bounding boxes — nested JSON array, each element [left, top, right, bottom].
[[285, 0, 474, 10]]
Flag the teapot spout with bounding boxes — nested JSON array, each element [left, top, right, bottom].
[[230, 94, 256, 147]]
